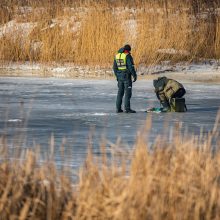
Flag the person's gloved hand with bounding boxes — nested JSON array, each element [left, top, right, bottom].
[[133, 76, 137, 82]]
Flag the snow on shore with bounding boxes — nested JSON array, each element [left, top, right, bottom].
[[0, 61, 219, 82], [0, 20, 36, 38]]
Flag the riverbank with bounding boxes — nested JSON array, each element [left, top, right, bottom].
[[0, 61, 220, 83]]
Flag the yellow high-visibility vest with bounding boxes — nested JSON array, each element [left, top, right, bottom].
[[115, 53, 127, 70]]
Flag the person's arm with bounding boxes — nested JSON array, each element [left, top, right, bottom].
[[113, 59, 118, 80], [126, 54, 137, 82]]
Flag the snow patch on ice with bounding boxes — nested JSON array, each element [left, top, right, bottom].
[[8, 119, 22, 122], [93, 113, 108, 116]]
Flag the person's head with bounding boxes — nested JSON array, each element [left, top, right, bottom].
[[153, 76, 168, 88], [124, 44, 131, 52]]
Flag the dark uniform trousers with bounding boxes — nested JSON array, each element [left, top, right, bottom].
[[116, 79, 132, 111]]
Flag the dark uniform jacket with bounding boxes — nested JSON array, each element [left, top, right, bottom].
[[113, 48, 137, 82]]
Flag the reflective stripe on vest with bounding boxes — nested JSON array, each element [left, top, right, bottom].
[[115, 53, 127, 70]]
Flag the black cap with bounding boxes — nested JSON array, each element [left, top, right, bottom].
[[124, 44, 131, 51]]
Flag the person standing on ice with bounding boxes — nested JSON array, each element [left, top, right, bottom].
[[113, 44, 137, 113]]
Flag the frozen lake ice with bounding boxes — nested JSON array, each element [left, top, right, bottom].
[[0, 77, 219, 170]]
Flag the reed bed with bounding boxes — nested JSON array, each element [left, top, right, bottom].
[[0, 0, 220, 67], [0, 114, 220, 219]]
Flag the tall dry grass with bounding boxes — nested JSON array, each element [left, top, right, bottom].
[[215, 16, 220, 58], [0, 0, 220, 66], [134, 10, 192, 65], [0, 114, 220, 219], [0, 143, 77, 219], [75, 7, 125, 66]]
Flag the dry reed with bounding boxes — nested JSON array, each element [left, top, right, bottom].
[[0, 113, 219, 219], [0, 1, 220, 67], [75, 7, 125, 66]]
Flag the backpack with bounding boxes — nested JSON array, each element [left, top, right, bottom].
[[164, 79, 184, 99]]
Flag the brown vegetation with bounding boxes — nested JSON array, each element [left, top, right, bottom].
[[0, 0, 220, 67], [0, 114, 220, 219]]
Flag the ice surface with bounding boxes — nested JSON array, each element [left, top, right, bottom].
[[0, 77, 219, 170]]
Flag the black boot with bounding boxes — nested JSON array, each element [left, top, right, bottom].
[[161, 101, 170, 112], [125, 109, 136, 113], [116, 109, 123, 113]]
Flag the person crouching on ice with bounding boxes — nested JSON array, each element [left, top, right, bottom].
[[113, 44, 137, 113], [153, 76, 186, 112]]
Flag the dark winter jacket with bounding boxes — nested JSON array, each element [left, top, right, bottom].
[[113, 47, 137, 82]]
